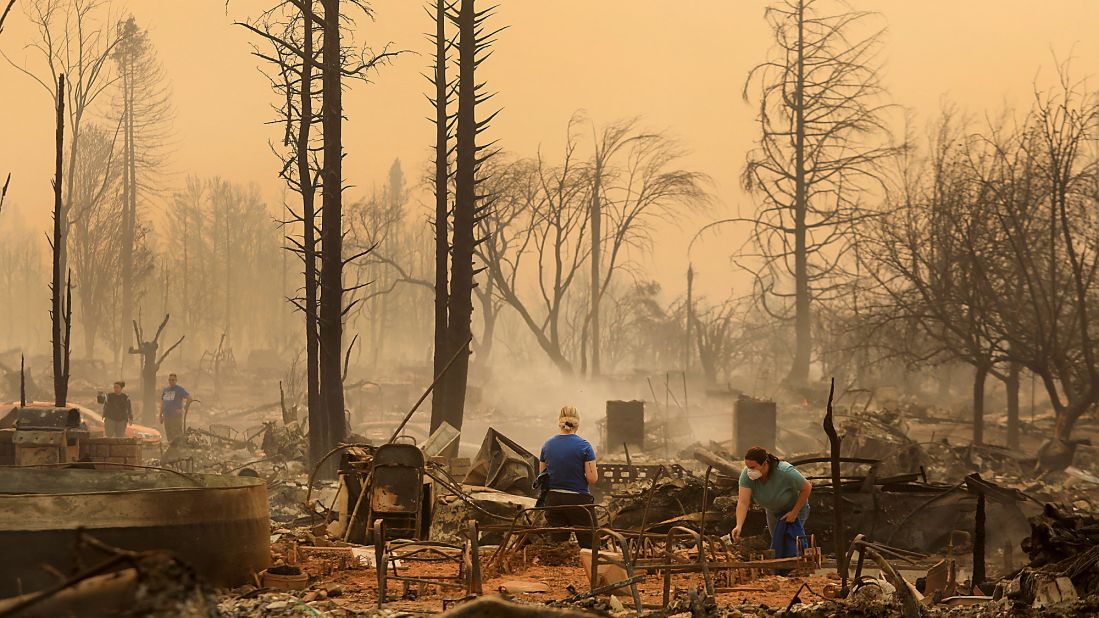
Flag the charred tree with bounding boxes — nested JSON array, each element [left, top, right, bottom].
[[315, 0, 347, 476], [239, 1, 325, 472], [128, 315, 183, 425], [440, 0, 501, 444], [743, 0, 896, 387], [8, 0, 121, 304], [429, 0, 453, 435], [117, 20, 137, 367], [299, 8, 322, 477], [50, 74, 72, 407], [241, 0, 398, 477], [112, 17, 168, 366], [823, 378, 847, 592], [0, 173, 9, 214], [0, 0, 15, 36]]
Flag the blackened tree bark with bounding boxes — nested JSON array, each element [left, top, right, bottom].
[[443, 0, 477, 444], [51, 74, 70, 407], [118, 21, 137, 369], [0, 0, 15, 36], [299, 8, 322, 478], [429, 0, 452, 433], [318, 0, 346, 475], [128, 315, 184, 425], [242, 0, 397, 478], [441, 0, 500, 445], [239, 1, 324, 473]]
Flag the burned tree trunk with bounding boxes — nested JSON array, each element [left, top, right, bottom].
[[51, 73, 69, 407], [823, 378, 847, 591], [441, 0, 499, 449], [789, 1, 810, 388], [0, 0, 15, 36], [743, 0, 896, 388], [317, 0, 347, 476], [297, 2, 323, 479], [429, 0, 452, 434], [440, 0, 476, 446], [118, 26, 137, 371], [590, 157, 602, 378], [128, 315, 184, 425]]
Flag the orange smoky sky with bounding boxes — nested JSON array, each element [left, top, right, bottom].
[[1, 0, 1097, 300]]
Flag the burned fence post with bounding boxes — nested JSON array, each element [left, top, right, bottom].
[[973, 491, 986, 588], [962, 472, 1026, 592], [823, 377, 848, 594]]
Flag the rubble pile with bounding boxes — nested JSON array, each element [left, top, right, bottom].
[[0, 551, 220, 618], [1000, 504, 1099, 606], [607, 475, 711, 530], [838, 410, 925, 476]]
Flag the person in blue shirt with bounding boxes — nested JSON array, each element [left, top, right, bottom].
[[539, 405, 598, 548], [731, 446, 811, 543], [159, 373, 192, 443]]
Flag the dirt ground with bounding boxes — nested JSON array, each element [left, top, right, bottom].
[[277, 549, 834, 615]]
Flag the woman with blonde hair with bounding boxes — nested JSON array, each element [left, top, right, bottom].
[[539, 405, 598, 548]]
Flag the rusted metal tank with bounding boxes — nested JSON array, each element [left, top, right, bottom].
[[0, 467, 269, 598]]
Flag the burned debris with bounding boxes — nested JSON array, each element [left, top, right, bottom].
[[2, 0, 1098, 616], [4, 372, 1098, 617]]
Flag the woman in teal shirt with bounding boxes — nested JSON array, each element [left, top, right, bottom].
[[731, 446, 811, 541]]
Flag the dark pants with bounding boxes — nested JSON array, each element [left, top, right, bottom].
[[105, 419, 127, 438], [163, 415, 184, 443], [544, 491, 596, 549]]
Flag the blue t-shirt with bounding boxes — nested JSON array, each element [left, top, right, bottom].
[[539, 433, 596, 494], [739, 460, 809, 519], [161, 385, 190, 417]]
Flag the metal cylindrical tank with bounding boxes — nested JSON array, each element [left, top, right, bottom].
[[0, 467, 269, 598]]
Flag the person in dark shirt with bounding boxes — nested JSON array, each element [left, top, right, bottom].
[[539, 405, 598, 548], [102, 381, 133, 438]]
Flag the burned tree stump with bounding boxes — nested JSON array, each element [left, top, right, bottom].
[[128, 314, 184, 425], [823, 378, 848, 594]]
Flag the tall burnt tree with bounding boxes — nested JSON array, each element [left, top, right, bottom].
[[240, 0, 324, 473], [242, 0, 396, 477], [317, 0, 347, 476], [742, 0, 897, 387], [6, 0, 119, 311], [436, 0, 501, 444], [50, 74, 72, 407], [428, 0, 455, 433], [113, 15, 170, 366], [585, 121, 636, 378]]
